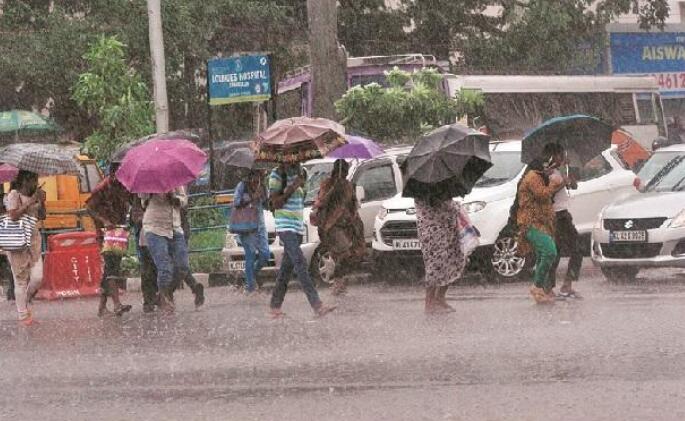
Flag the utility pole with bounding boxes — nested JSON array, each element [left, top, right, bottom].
[[147, 0, 169, 133], [307, 0, 347, 120]]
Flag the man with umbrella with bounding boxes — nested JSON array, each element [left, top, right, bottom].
[[116, 138, 208, 312], [253, 117, 344, 319], [267, 162, 336, 319]]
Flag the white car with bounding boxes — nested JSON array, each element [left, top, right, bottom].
[[372, 140, 638, 281], [592, 144, 685, 281], [222, 148, 411, 285]]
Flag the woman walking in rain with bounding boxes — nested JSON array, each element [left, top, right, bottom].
[[415, 184, 465, 314], [516, 149, 565, 304], [5, 170, 45, 325], [311, 159, 365, 295], [233, 170, 270, 296]]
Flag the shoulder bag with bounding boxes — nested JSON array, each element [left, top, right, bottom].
[[229, 202, 259, 234], [0, 215, 38, 251]]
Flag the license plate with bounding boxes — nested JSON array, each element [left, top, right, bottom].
[[228, 261, 246, 271], [392, 239, 421, 250], [610, 230, 647, 243]]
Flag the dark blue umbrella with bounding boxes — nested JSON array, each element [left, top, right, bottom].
[[521, 114, 613, 165]]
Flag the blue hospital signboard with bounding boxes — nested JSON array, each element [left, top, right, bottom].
[[610, 32, 685, 94], [208, 54, 271, 105]]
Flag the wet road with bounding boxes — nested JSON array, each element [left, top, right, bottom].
[[3, 262, 685, 420]]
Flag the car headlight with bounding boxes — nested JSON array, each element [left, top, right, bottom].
[[670, 209, 685, 228], [463, 201, 486, 214], [378, 206, 388, 220], [595, 205, 609, 230], [406, 207, 416, 215]]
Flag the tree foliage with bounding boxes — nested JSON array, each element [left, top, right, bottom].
[[72, 36, 154, 162], [401, 0, 670, 73], [0, 0, 307, 142], [335, 68, 482, 143]]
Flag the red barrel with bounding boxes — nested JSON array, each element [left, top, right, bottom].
[[38, 232, 102, 300]]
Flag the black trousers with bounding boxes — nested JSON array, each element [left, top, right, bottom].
[[101, 253, 123, 297], [140, 246, 159, 306], [549, 210, 583, 286]]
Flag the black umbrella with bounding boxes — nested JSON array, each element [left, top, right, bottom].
[[521, 114, 614, 165], [402, 124, 492, 200], [0, 143, 80, 176]]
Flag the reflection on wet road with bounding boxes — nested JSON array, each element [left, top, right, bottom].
[[3, 263, 685, 420]]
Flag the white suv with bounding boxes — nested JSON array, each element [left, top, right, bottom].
[[222, 147, 411, 285], [372, 140, 638, 281]]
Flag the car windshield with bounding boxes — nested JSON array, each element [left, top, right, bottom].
[[474, 151, 524, 188], [303, 162, 335, 205], [638, 151, 685, 187], [643, 155, 685, 192]]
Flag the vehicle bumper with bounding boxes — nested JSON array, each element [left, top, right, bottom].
[[591, 224, 685, 268], [221, 238, 319, 279]]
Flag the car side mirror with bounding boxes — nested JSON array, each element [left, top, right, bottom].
[[355, 185, 366, 203]]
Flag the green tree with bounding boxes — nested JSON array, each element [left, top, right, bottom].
[[337, 0, 408, 56], [0, 1, 307, 141], [72, 36, 154, 162], [400, 0, 670, 73], [335, 68, 482, 143]]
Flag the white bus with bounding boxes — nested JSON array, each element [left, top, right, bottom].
[[446, 75, 667, 149]]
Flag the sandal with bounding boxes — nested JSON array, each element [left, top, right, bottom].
[[269, 308, 286, 320], [315, 304, 337, 318], [114, 304, 132, 317], [559, 289, 582, 299]]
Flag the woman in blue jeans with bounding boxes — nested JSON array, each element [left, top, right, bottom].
[[234, 171, 269, 295]]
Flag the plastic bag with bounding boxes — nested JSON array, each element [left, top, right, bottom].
[[457, 207, 480, 258]]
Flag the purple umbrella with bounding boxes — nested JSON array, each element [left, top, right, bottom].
[[328, 135, 384, 159], [116, 139, 207, 193], [0, 164, 19, 183]]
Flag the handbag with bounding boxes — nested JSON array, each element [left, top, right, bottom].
[[229, 204, 259, 234], [102, 227, 130, 255], [0, 215, 38, 251]]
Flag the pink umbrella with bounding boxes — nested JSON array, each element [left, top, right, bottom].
[[0, 163, 19, 183], [116, 139, 207, 193]]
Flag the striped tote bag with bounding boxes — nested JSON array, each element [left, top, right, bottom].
[[0, 215, 38, 251]]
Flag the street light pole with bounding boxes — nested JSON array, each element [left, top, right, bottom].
[[147, 0, 169, 133]]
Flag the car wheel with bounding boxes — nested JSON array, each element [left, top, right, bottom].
[[601, 267, 639, 283], [310, 248, 336, 287], [490, 236, 528, 282]]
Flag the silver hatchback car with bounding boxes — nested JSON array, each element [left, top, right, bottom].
[[592, 145, 685, 281]]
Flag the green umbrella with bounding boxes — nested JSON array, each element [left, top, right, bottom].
[[0, 110, 60, 144]]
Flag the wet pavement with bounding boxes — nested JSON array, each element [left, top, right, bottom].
[[3, 262, 685, 420]]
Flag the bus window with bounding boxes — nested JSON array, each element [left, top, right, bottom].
[[636, 93, 657, 124], [350, 74, 389, 88]]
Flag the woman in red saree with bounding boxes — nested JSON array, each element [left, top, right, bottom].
[[311, 159, 365, 295]]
